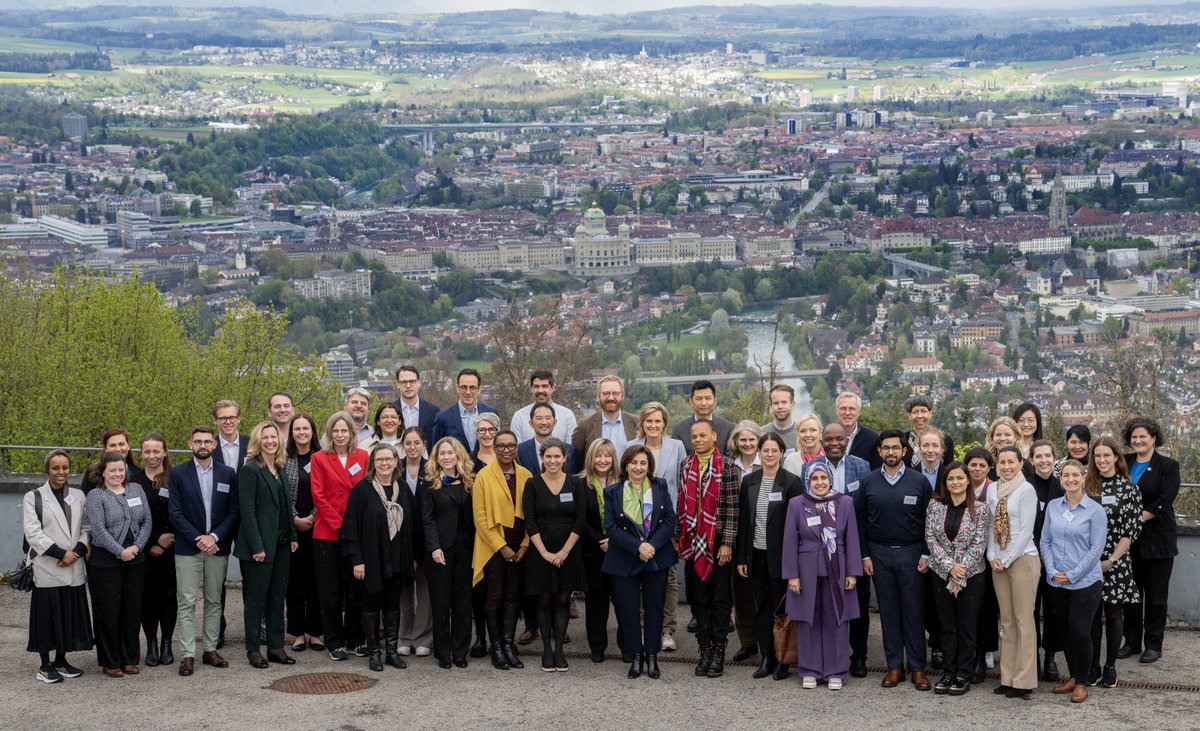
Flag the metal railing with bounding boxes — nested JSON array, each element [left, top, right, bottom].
[[0, 445, 195, 474]]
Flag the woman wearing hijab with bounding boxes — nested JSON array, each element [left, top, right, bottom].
[[782, 461, 862, 690]]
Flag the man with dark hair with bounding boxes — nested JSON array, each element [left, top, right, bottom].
[[393, 365, 438, 443], [431, 368, 499, 452], [671, 380, 735, 455], [511, 370, 577, 443], [267, 392, 294, 446], [901, 394, 955, 469], [854, 428, 934, 691], [517, 402, 577, 474]]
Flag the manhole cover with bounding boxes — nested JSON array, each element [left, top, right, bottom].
[[268, 672, 377, 695]]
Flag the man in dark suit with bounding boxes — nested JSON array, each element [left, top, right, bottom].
[[168, 426, 240, 677], [267, 391, 294, 448], [571, 375, 637, 460], [671, 380, 734, 455], [211, 400, 249, 471], [430, 368, 499, 453], [837, 391, 882, 470], [393, 365, 438, 443], [517, 403, 577, 475]]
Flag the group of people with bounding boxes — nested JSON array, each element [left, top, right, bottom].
[[22, 370, 1180, 703]]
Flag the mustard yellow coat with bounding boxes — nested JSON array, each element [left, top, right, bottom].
[[472, 461, 532, 586]]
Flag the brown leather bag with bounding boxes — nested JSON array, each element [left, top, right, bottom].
[[773, 595, 797, 664]]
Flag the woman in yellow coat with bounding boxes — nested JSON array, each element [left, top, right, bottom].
[[472, 429, 531, 670]]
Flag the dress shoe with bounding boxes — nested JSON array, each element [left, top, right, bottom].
[[159, 636, 174, 666], [267, 650, 296, 665], [911, 671, 931, 691], [247, 651, 269, 669], [646, 654, 661, 679], [1052, 678, 1077, 695], [970, 653, 987, 684], [1041, 655, 1060, 682], [1139, 649, 1162, 664], [752, 656, 777, 679], [1071, 684, 1088, 703], [202, 651, 228, 668], [307, 639, 326, 652], [454, 658, 469, 668], [732, 644, 758, 663], [518, 629, 538, 645], [590, 650, 605, 663], [773, 663, 791, 681], [178, 657, 194, 676], [438, 659, 452, 669], [850, 658, 868, 678], [1116, 645, 1138, 660], [1006, 687, 1032, 700], [122, 665, 140, 675], [993, 684, 1013, 695], [102, 667, 124, 678], [934, 673, 952, 694], [628, 654, 643, 679], [881, 669, 904, 687], [291, 638, 308, 652], [949, 677, 970, 695]]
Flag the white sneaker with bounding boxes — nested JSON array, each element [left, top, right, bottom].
[[414, 646, 431, 657], [802, 676, 817, 689], [985, 651, 995, 669], [398, 645, 412, 656], [828, 678, 843, 690], [661, 634, 676, 651]]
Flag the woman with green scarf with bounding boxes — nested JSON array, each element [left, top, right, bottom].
[[580, 438, 620, 663]]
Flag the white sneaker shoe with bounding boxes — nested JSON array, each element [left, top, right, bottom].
[[414, 646, 431, 657], [985, 651, 995, 669], [828, 678, 843, 690], [802, 676, 817, 689], [661, 634, 676, 651], [398, 645, 412, 656]]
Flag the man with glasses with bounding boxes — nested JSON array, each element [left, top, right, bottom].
[[571, 375, 637, 461], [432, 368, 499, 453], [854, 429, 934, 691], [211, 400, 248, 471], [393, 365, 438, 443], [510, 370, 577, 444]]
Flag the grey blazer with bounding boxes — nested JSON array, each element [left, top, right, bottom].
[[84, 483, 152, 558], [23, 482, 90, 588]]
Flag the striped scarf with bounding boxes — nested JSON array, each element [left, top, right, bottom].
[[678, 449, 723, 582]]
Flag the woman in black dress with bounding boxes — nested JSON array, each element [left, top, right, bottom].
[[522, 437, 587, 672], [130, 435, 175, 667], [419, 437, 476, 669], [284, 414, 324, 652]]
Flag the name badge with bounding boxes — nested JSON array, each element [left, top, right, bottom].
[[217, 482, 230, 493], [127, 496, 143, 507], [304, 463, 312, 474], [349, 463, 362, 476], [769, 492, 783, 502], [159, 488, 169, 499], [847, 481, 859, 493], [560, 492, 574, 503], [903, 495, 918, 506], [63, 495, 77, 506], [1101, 495, 1117, 506], [806, 515, 822, 527], [1063, 510, 1075, 523]]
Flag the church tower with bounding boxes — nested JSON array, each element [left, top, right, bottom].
[[1049, 165, 1067, 231]]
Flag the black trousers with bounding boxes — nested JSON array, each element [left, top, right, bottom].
[[749, 549, 786, 662], [241, 549, 290, 652], [356, 573, 404, 614], [1036, 565, 1060, 653], [976, 568, 999, 654], [685, 558, 732, 645], [870, 543, 926, 672], [583, 545, 613, 653], [933, 572, 984, 679], [313, 539, 362, 650], [428, 543, 473, 663], [611, 569, 667, 655], [923, 569, 942, 654], [484, 550, 525, 610], [849, 576, 871, 661], [1127, 555, 1174, 652], [286, 530, 323, 638], [1049, 582, 1102, 684], [89, 561, 145, 669]]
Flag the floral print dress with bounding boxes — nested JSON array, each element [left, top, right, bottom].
[[1097, 474, 1142, 605]]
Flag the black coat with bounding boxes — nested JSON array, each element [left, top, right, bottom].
[[847, 425, 882, 470], [418, 476, 474, 560], [735, 469, 805, 579], [1125, 451, 1180, 559], [341, 478, 420, 595]]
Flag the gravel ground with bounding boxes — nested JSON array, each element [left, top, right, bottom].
[[2, 585, 1199, 730]]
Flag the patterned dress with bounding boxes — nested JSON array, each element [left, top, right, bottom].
[[1096, 474, 1142, 605]]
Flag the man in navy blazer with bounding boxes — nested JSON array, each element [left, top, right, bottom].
[[516, 403, 578, 475], [393, 365, 439, 442], [430, 368, 499, 453], [837, 391, 882, 470], [211, 399, 249, 471], [168, 426, 240, 675]]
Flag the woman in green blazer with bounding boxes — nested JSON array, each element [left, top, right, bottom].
[[236, 421, 298, 669]]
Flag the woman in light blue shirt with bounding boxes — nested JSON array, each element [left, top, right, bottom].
[[1039, 459, 1106, 704]]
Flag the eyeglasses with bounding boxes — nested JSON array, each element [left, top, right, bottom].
[[396, 379, 418, 386], [476, 427, 498, 434], [879, 445, 904, 452], [458, 384, 480, 392], [374, 457, 397, 464], [494, 444, 518, 451], [216, 415, 239, 422]]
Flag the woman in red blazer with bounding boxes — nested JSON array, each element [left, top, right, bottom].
[[310, 410, 370, 660]]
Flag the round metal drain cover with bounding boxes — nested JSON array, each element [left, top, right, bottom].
[[269, 672, 377, 695]]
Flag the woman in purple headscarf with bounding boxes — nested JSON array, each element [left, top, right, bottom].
[[782, 461, 863, 690]]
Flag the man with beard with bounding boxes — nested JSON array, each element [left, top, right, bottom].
[[571, 375, 636, 460], [168, 426, 240, 677]]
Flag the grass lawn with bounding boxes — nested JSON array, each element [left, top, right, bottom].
[[659, 332, 709, 355]]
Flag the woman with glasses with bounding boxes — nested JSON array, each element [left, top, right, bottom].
[[469, 412, 501, 657]]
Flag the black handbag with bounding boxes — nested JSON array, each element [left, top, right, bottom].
[[10, 489, 43, 592]]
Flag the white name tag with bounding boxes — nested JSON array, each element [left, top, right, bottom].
[[63, 495, 77, 506], [1102, 495, 1117, 506], [903, 495, 918, 506], [1063, 510, 1075, 523], [349, 463, 362, 476], [847, 481, 859, 493], [769, 492, 783, 502], [217, 482, 230, 493], [806, 515, 822, 527], [304, 462, 312, 474], [127, 496, 143, 507], [560, 492, 574, 503], [159, 488, 169, 499]]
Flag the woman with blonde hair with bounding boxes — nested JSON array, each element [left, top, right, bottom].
[[782, 414, 824, 475], [580, 438, 620, 662], [420, 437, 476, 669], [985, 417, 1021, 471], [235, 422, 297, 669]]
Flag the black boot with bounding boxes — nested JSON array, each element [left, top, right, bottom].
[[753, 655, 777, 679], [470, 610, 488, 658], [362, 612, 383, 672], [159, 630, 175, 666], [707, 640, 727, 678], [538, 601, 555, 671], [383, 611, 406, 669], [628, 653, 644, 678], [501, 604, 524, 669], [553, 599, 570, 672], [971, 651, 987, 684], [646, 654, 661, 679], [1042, 653, 1060, 682], [773, 663, 791, 681], [485, 607, 508, 670], [695, 640, 712, 677], [144, 628, 160, 667]]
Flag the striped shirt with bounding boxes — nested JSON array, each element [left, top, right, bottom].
[[754, 476, 774, 550]]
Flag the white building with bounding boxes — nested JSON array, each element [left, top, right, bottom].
[[38, 215, 110, 248], [292, 269, 372, 301]]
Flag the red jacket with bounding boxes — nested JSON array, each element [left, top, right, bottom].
[[311, 449, 369, 541]]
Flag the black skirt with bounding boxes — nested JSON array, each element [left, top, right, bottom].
[[27, 584, 94, 653], [525, 520, 586, 594]]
